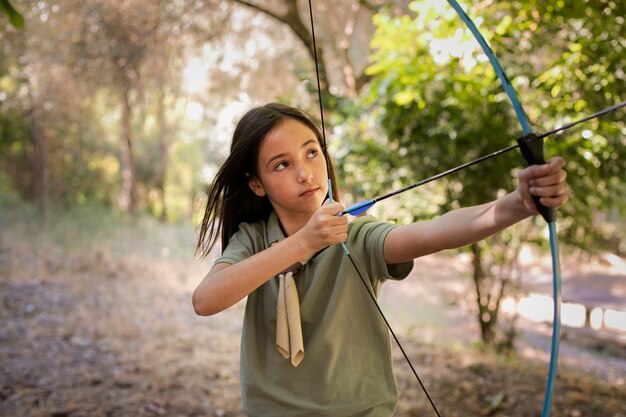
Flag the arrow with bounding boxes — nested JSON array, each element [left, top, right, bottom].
[[340, 100, 625, 216]]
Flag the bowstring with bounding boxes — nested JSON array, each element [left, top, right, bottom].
[[306, 1, 442, 416]]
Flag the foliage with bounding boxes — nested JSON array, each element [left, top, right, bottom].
[[0, 0, 23, 29], [359, 0, 625, 247], [0, 108, 30, 196], [340, 3, 522, 220], [338, 0, 625, 346], [520, 0, 626, 250], [0, 0, 231, 218], [0, 74, 121, 206], [0, 0, 320, 219]]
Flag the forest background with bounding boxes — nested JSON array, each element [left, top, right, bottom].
[[1, 1, 625, 416]]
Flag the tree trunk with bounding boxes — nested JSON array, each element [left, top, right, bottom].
[[119, 85, 138, 213], [471, 242, 496, 345], [156, 88, 169, 221], [29, 107, 48, 219]]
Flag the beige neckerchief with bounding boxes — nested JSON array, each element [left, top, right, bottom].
[[272, 243, 312, 367]]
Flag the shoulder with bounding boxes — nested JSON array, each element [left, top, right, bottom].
[[233, 218, 267, 240], [221, 211, 284, 255], [347, 215, 398, 248], [215, 218, 270, 266], [346, 215, 413, 282], [227, 217, 271, 251], [348, 215, 396, 236]]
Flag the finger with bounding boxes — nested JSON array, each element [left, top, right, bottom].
[[325, 202, 346, 216], [520, 156, 566, 182], [331, 217, 348, 229], [327, 216, 348, 230], [518, 164, 548, 184], [529, 170, 567, 188], [517, 169, 533, 198], [332, 218, 349, 230], [537, 157, 566, 177], [546, 156, 566, 171], [531, 183, 570, 208], [530, 182, 569, 198], [317, 209, 348, 231], [539, 190, 569, 208]]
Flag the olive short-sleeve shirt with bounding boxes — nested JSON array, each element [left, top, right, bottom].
[[215, 211, 414, 417]]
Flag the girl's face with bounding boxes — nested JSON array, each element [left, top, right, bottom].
[[248, 118, 328, 221]]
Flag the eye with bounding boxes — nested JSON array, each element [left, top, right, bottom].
[[307, 149, 319, 159], [275, 161, 288, 171]]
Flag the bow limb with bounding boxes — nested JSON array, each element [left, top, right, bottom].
[[446, 2, 562, 416]]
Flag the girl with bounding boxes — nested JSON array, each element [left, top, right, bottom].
[[193, 103, 569, 417]]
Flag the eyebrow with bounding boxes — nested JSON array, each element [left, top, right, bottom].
[[265, 139, 318, 168]]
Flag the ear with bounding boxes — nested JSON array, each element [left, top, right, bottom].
[[248, 175, 266, 197]]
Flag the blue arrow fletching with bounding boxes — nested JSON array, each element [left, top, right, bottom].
[[344, 200, 375, 216]]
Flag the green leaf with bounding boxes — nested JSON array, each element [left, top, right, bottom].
[[0, 0, 24, 29], [495, 15, 512, 36], [568, 42, 583, 52], [393, 90, 415, 106]]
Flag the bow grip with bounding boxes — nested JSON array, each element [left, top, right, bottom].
[[516, 133, 557, 223]]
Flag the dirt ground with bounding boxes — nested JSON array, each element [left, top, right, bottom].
[[1, 240, 625, 417]]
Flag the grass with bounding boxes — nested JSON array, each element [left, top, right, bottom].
[[0, 194, 201, 263]]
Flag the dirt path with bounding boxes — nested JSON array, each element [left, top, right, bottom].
[[1, 243, 625, 417], [379, 253, 626, 384]]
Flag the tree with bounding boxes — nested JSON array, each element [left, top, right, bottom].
[[71, 1, 164, 213], [1, 0, 100, 217], [230, 0, 402, 106], [1, 0, 230, 218], [345, 0, 625, 347]]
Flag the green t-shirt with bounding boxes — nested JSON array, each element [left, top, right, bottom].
[[215, 211, 414, 417]]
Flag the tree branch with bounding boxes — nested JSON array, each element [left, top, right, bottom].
[[232, 0, 286, 25], [231, 0, 332, 101]]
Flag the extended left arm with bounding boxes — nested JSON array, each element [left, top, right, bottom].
[[383, 157, 568, 264]]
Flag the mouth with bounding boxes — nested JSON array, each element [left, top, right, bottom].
[[299, 187, 320, 197]]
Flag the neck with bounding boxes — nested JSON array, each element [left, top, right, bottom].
[[275, 211, 311, 237]]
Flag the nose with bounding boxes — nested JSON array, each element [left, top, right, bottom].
[[297, 165, 313, 184]]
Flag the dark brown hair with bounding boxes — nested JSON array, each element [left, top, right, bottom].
[[196, 103, 339, 258]]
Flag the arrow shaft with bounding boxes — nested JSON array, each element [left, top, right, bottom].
[[538, 100, 626, 140], [376, 144, 520, 203], [341, 100, 624, 216], [341, 144, 519, 216]]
